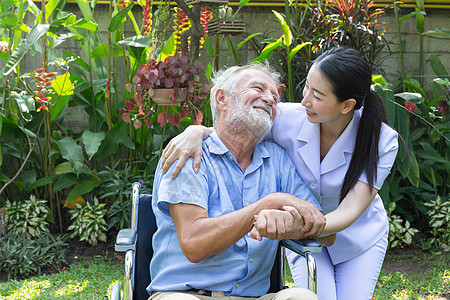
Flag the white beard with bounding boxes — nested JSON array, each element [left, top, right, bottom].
[[224, 96, 273, 141]]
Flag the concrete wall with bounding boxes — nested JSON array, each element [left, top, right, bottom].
[[379, 8, 450, 86]]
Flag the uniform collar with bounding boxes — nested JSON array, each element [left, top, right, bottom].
[[297, 108, 362, 180]]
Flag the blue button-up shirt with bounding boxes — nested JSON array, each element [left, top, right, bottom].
[[148, 131, 321, 297]]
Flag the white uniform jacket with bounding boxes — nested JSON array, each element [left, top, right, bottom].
[[269, 102, 399, 264]]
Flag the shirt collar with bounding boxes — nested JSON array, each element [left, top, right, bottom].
[[206, 131, 271, 169]]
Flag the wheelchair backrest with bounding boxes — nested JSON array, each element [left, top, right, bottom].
[[134, 193, 156, 300]]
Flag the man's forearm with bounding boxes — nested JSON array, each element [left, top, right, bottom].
[[169, 193, 298, 263]]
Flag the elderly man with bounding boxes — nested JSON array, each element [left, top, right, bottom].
[[148, 63, 326, 300]]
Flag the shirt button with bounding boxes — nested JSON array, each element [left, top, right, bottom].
[[309, 183, 317, 189], [229, 155, 233, 160], [249, 258, 253, 263], [236, 283, 239, 288]]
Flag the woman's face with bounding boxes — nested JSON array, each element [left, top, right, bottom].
[[301, 64, 348, 126]]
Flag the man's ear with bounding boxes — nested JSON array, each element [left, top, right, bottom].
[[341, 98, 356, 114], [215, 89, 227, 110]]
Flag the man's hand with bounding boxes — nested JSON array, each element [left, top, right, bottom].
[[250, 206, 307, 241]]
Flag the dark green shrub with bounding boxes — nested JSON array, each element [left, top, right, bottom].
[[0, 233, 67, 280]]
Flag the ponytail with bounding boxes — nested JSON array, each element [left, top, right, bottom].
[[339, 91, 388, 202]]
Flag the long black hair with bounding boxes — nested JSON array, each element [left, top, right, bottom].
[[313, 47, 389, 202]]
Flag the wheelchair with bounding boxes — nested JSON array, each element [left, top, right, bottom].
[[110, 182, 321, 300]]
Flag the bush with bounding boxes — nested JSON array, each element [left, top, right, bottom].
[[424, 196, 450, 251], [387, 202, 419, 249], [5, 195, 52, 239], [0, 233, 67, 280], [68, 197, 108, 246]]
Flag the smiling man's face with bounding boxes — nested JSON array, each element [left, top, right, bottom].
[[223, 69, 279, 138]]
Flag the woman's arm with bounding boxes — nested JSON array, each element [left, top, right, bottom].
[[160, 125, 213, 179], [321, 180, 378, 236]]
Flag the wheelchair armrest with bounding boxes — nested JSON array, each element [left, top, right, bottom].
[[281, 239, 322, 254], [115, 228, 137, 252]]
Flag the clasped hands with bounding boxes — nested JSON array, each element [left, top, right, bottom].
[[250, 206, 324, 241]]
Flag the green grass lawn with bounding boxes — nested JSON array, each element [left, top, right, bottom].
[[373, 251, 450, 300], [0, 252, 448, 299], [0, 257, 122, 299]]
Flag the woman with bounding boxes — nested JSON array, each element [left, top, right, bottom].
[[160, 47, 399, 299]]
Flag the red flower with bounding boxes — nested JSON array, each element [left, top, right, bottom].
[[35, 75, 46, 83], [405, 100, 417, 112], [0, 41, 9, 53]]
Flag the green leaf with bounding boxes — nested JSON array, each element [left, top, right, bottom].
[[253, 39, 282, 62], [4, 23, 50, 76], [433, 78, 450, 86], [414, 9, 425, 34], [273, 10, 292, 47], [91, 43, 123, 58], [62, 50, 91, 72], [54, 160, 92, 176], [49, 14, 77, 30], [226, 36, 240, 66], [237, 33, 261, 50], [398, 12, 417, 24], [97, 122, 134, 160], [394, 92, 423, 104], [239, 0, 251, 7], [406, 152, 420, 187], [372, 75, 386, 85], [65, 176, 102, 205], [203, 35, 215, 57], [51, 73, 74, 96], [10, 91, 35, 118], [288, 42, 311, 63], [36, 0, 60, 23], [423, 28, 450, 38], [55, 137, 85, 176], [53, 173, 77, 192], [27, 175, 58, 193], [403, 80, 428, 101], [118, 35, 150, 47], [108, 3, 133, 32], [158, 33, 176, 61], [0, 13, 18, 27], [72, 19, 98, 32], [416, 149, 449, 165], [49, 94, 70, 121], [75, 0, 95, 23], [427, 54, 449, 78], [81, 130, 105, 160], [0, 0, 15, 13]]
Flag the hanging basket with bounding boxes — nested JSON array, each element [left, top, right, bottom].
[[208, 19, 246, 36], [149, 88, 187, 106], [184, 0, 228, 6]]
